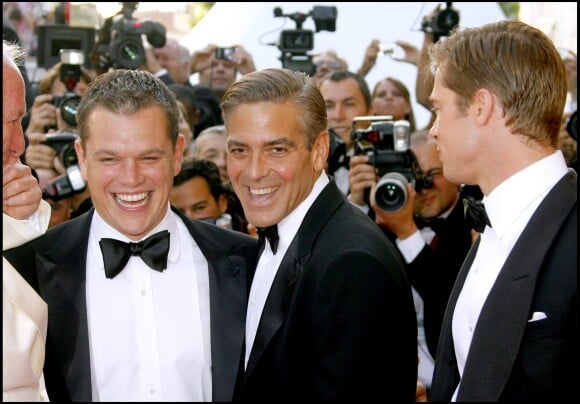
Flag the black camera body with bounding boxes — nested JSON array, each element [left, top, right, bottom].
[[421, 2, 460, 42], [43, 131, 79, 168], [36, 24, 95, 70], [51, 92, 81, 128], [93, 2, 166, 70], [352, 116, 420, 211], [272, 6, 337, 75], [42, 130, 86, 202], [50, 49, 84, 128]]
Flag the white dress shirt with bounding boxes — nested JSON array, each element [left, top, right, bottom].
[[245, 172, 329, 369], [450, 150, 568, 401], [86, 204, 211, 401]]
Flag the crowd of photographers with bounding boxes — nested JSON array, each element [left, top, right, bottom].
[[3, 2, 577, 401]]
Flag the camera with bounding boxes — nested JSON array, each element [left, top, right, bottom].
[[215, 46, 236, 62], [352, 116, 420, 211], [41, 130, 86, 202], [420, 2, 460, 42], [93, 2, 166, 71], [279, 30, 314, 53], [50, 49, 84, 128], [272, 6, 337, 75], [36, 24, 95, 70]]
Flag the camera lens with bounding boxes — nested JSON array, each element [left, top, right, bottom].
[[374, 172, 409, 212], [59, 95, 81, 127], [437, 8, 459, 31], [111, 36, 145, 69], [59, 142, 79, 168]]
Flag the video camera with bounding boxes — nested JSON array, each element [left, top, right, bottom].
[[420, 2, 460, 42], [92, 2, 166, 71], [41, 130, 86, 202], [272, 5, 337, 75], [36, 24, 95, 70], [352, 116, 420, 211]]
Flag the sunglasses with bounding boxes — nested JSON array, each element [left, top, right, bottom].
[[414, 168, 443, 192]]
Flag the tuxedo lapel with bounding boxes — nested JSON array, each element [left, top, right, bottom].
[[173, 207, 252, 402], [244, 240, 304, 376], [244, 180, 344, 378], [35, 210, 94, 401], [457, 170, 577, 401]]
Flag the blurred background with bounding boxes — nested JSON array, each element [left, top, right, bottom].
[[4, 1, 577, 130]]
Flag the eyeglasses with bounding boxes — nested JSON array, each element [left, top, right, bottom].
[[414, 168, 443, 192]]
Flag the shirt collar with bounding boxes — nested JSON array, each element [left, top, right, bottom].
[[483, 150, 568, 239], [275, 171, 330, 254]]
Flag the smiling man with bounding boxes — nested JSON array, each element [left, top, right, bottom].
[[222, 67, 418, 401], [4, 69, 258, 402]]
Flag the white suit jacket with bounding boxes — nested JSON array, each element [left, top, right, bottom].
[[3, 200, 51, 402]]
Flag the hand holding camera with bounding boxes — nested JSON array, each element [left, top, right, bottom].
[[191, 44, 219, 73], [24, 132, 58, 171], [27, 49, 85, 136], [26, 94, 58, 135], [221, 45, 257, 75], [351, 116, 419, 211], [348, 154, 378, 207]]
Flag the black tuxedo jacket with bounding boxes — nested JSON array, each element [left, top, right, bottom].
[[429, 170, 578, 401], [234, 180, 418, 401], [405, 193, 474, 357], [4, 206, 259, 402]]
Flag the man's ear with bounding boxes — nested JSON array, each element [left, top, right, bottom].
[[313, 129, 330, 172], [473, 88, 495, 125]]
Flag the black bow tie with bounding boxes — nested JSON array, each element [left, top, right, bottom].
[[99, 230, 170, 279], [256, 225, 279, 255], [463, 196, 491, 233], [415, 216, 446, 233]]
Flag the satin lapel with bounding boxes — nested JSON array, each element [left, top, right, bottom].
[[244, 180, 344, 378], [244, 240, 304, 377], [174, 207, 252, 402], [430, 235, 480, 400], [35, 210, 94, 401], [458, 170, 577, 401]]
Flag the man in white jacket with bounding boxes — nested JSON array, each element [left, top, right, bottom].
[[3, 40, 51, 402]]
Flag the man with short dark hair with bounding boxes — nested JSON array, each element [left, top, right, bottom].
[[223, 67, 417, 401]]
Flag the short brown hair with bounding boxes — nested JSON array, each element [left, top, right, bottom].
[[428, 20, 567, 147]]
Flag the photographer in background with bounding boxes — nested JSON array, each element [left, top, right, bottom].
[[318, 70, 374, 196], [367, 130, 476, 393], [25, 58, 93, 139], [24, 54, 94, 220], [190, 43, 256, 101]]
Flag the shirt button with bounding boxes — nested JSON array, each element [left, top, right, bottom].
[[141, 290, 146, 296]]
